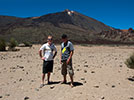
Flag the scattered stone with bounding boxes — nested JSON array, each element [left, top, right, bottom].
[[129, 97, 134, 99], [92, 96, 95, 98], [81, 78, 85, 80], [10, 77, 13, 79], [35, 88, 39, 91], [18, 43, 25, 47], [112, 85, 115, 88], [83, 81, 87, 83], [84, 70, 87, 73], [31, 80, 34, 82], [19, 78, 23, 81], [84, 65, 88, 67], [127, 77, 134, 82], [24, 96, 29, 100], [17, 65, 24, 69], [101, 96, 105, 99], [91, 71, 95, 73], [89, 56, 94, 58], [16, 55, 22, 58], [50, 86, 55, 89], [10, 67, 16, 69], [105, 84, 108, 86], [5, 94, 10, 96], [94, 85, 99, 88], [84, 61, 87, 63], [13, 70, 16, 72]]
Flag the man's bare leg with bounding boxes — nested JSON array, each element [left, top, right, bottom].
[[64, 75, 67, 82], [40, 74, 45, 88], [70, 75, 74, 87], [61, 75, 67, 84], [42, 74, 45, 84], [47, 72, 51, 84]]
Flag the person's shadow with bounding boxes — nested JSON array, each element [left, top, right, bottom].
[[47, 81, 61, 85], [47, 81, 83, 87], [67, 82, 83, 87]]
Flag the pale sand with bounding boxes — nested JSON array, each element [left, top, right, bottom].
[[0, 45, 134, 100]]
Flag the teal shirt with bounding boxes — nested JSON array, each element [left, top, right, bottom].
[[61, 41, 74, 61]]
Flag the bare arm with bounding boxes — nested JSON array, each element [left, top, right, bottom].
[[67, 50, 74, 64], [53, 51, 57, 59], [39, 50, 42, 59], [60, 52, 62, 64], [39, 50, 45, 60]]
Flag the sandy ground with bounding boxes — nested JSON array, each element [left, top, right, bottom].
[[0, 45, 134, 100]]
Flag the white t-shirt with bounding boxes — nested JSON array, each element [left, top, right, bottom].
[[40, 43, 57, 61]]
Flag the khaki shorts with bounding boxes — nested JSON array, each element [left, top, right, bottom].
[[61, 60, 74, 76]]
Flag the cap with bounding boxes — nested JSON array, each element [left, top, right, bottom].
[[61, 34, 67, 39]]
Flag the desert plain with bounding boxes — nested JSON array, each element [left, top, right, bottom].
[[0, 45, 134, 100]]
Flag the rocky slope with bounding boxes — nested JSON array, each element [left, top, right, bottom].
[[0, 9, 134, 44]]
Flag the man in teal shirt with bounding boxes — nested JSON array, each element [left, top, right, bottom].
[[60, 34, 74, 87]]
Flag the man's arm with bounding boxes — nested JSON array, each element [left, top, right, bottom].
[[60, 52, 62, 64], [39, 50, 42, 58], [53, 45, 57, 59], [53, 51, 57, 59], [66, 50, 74, 64], [39, 50, 45, 60]]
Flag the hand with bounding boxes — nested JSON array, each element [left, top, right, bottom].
[[53, 56, 55, 59], [60, 60, 62, 64], [66, 59, 70, 65], [41, 57, 45, 60]]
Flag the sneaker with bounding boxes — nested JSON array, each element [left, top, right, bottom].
[[70, 83, 74, 88], [60, 80, 67, 84], [39, 84, 44, 88]]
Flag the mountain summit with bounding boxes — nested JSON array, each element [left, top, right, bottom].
[[32, 9, 111, 33], [0, 10, 133, 44]]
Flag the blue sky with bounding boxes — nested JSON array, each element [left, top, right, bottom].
[[0, 0, 134, 29]]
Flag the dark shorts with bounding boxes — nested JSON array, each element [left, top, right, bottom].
[[43, 60, 53, 74]]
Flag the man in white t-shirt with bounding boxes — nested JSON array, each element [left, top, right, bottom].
[[39, 36, 57, 88]]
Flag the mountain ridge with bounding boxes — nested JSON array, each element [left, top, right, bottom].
[[0, 9, 134, 44]]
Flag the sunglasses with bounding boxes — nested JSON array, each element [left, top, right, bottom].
[[47, 38, 52, 41]]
